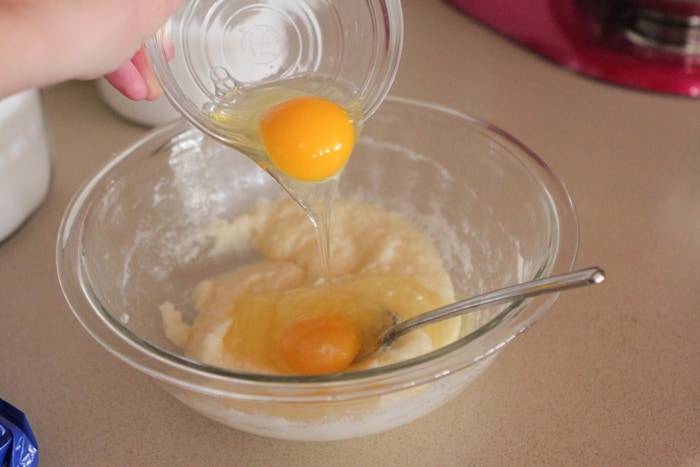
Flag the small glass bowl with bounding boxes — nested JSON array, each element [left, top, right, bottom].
[[57, 97, 578, 441], [146, 0, 403, 146]]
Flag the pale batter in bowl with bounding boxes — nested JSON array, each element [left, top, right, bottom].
[[161, 196, 464, 375]]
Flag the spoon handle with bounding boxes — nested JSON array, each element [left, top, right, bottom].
[[383, 267, 605, 345]]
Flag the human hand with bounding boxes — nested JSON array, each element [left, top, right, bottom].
[[104, 45, 163, 101], [102, 1, 183, 101], [0, 0, 185, 99]]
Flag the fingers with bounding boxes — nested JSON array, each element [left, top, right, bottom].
[[104, 62, 149, 101], [131, 46, 163, 101], [105, 46, 164, 101], [104, 0, 186, 101]]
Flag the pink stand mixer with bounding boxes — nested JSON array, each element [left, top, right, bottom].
[[446, 0, 700, 97]]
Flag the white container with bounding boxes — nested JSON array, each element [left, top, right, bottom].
[[96, 78, 180, 127], [0, 89, 51, 242]]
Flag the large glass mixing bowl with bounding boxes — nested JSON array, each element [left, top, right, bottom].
[[57, 97, 578, 441]]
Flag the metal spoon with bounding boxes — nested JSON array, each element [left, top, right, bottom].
[[354, 267, 605, 363]]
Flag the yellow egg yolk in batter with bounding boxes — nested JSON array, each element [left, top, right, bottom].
[[280, 310, 362, 375], [259, 96, 355, 182]]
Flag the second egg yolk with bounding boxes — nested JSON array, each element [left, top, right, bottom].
[[259, 96, 355, 182], [280, 310, 362, 375]]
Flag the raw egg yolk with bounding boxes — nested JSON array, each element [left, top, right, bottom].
[[259, 96, 355, 182], [280, 311, 362, 375]]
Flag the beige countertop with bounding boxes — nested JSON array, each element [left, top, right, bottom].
[[1, 0, 699, 465]]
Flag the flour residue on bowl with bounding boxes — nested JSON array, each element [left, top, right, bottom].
[[161, 196, 466, 374]]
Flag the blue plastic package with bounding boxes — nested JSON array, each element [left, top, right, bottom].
[[0, 400, 38, 467]]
